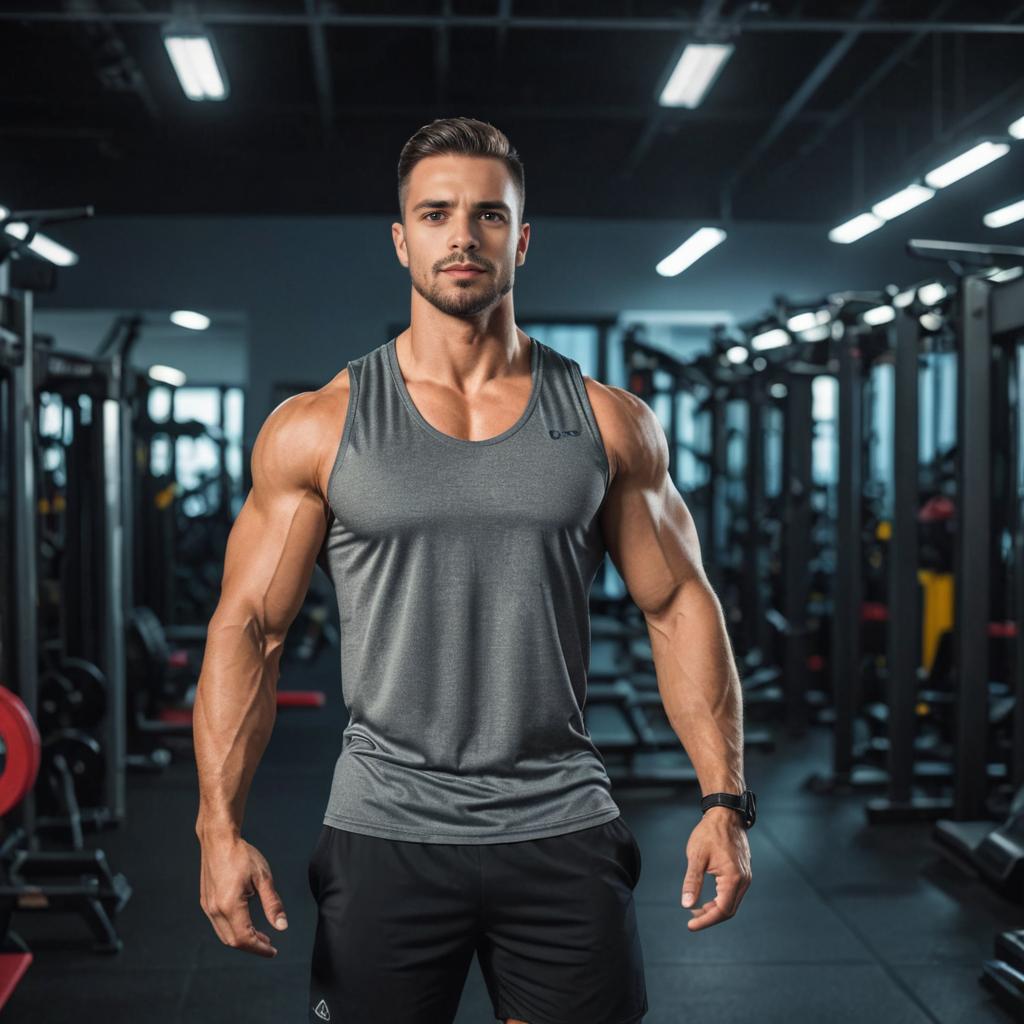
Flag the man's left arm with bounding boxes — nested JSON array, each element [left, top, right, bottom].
[[595, 382, 752, 932]]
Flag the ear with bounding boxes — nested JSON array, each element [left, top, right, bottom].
[[391, 221, 408, 268]]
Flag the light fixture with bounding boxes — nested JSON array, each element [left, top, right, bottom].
[[170, 309, 210, 330], [871, 183, 935, 221], [162, 22, 229, 101], [923, 140, 1010, 189], [149, 365, 188, 387], [725, 345, 748, 364], [983, 197, 1024, 229], [786, 309, 831, 333], [655, 227, 727, 276], [919, 312, 944, 332], [658, 42, 734, 109], [893, 288, 916, 308], [862, 305, 895, 326], [1009, 115, 1024, 140], [0, 212, 79, 266], [750, 328, 790, 351], [917, 282, 947, 306], [769, 383, 788, 399], [828, 212, 884, 244]]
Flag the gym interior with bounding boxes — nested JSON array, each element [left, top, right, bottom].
[[2, 3, 1024, 1022]]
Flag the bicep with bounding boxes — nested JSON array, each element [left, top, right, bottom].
[[599, 393, 708, 623]]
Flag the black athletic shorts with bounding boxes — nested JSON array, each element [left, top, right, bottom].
[[306, 815, 647, 1024]]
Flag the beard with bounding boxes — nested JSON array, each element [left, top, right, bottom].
[[411, 262, 514, 318]]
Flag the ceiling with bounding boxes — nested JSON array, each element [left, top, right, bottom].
[[2, 1, 1024, 229]]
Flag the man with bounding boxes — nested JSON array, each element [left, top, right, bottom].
[[195, 116, 753, 1024]]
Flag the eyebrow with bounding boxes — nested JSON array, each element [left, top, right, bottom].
[[412, 199, 512, 215]]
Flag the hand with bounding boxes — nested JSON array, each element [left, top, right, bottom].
[[198, 833, 289, 957], [680, 807, 752, 931]]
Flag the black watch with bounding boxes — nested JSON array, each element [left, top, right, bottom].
[[700, 789, 757, 829]]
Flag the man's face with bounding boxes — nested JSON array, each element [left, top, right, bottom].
[[393, 154, 529, 319]]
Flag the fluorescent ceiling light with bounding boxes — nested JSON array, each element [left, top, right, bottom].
[[1009, 115, 1024, 139], [750, 328, 790, 351], [984, 197, 1024, 229], [917, 282, 947, 306], [163, 27, 229, 101], [659, 43, 734, 109], [3, 219, 79, 266], [871, 184, 935, 221], [149, 365, 187, 387], [924, 141, 1009, 189], [655, 227, 727, 276], [725, 345, 748, 364], [893, 288, 915, 308], [919, 312, 944, 332], [170, 309, 210, 330], [829, 212, 884, 244], [862, 305, 895, 326], [786, 309, 831, 333]]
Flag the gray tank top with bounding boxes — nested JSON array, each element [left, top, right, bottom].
[[317, 335, 621, 843]]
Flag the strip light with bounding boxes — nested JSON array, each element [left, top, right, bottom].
[[872, 184, 935, 221], [655, 227, 727, 276], [924, 141, 1009, 189], [163, 26, 229, 101], [659, 43, 734, 109], [984, 198, 1024, 229], [829, 212, 884, 244], [170, 310, 210, 330], [1009, 115, 1024, 140]]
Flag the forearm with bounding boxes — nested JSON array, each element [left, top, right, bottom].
[[645, 582, 746, 796], [193, 608, 284, 839]]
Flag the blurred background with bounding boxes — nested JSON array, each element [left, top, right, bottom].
[[1, 2, 1024, 1021]]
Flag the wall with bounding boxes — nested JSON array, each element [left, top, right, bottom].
[[37, 213, 947, 444]]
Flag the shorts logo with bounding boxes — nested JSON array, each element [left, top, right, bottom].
[[549, 428, 580, 439], [314, 998, 331, 1020]]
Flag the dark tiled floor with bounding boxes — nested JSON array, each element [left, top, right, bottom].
[[4, 647, 1022, 1023]]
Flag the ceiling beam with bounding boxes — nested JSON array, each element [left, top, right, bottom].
[[3, 11, 1024, 34], [304, 0, 335, 149], [719, 0, 881, 217]]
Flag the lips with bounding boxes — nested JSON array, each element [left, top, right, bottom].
[[443, 265, 484, 273]]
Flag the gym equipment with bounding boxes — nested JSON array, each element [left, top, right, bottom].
[[0, 687, 41, 817], [932, 784, 1024, 902], [981, 929, 1024, 1017], [36, 657, 107, 733]]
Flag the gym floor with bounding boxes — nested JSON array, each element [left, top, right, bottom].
[[3, 646, 1018, 1024]]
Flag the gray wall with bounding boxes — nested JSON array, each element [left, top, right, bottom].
[[37, 214, 945, 444]]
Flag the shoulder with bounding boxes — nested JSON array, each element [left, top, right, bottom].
[[252, 368, 351, 501], [580, 375, 667, 486]]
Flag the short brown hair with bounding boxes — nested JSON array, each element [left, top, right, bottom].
[[397, 116, 525, 223]]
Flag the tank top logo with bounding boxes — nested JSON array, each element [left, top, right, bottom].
[[548, 428, 581, 439]]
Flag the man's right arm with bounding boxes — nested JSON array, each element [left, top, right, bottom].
[[193, 385, 341, 956]]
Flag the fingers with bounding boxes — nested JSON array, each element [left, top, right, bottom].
[[227, 900, 279, 957], [685, 873, 752, 932], [255, 872, 289, 932], [681, 850, 707, 908]]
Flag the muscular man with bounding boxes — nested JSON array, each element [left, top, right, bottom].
[[195, 116, 752, 1024]]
